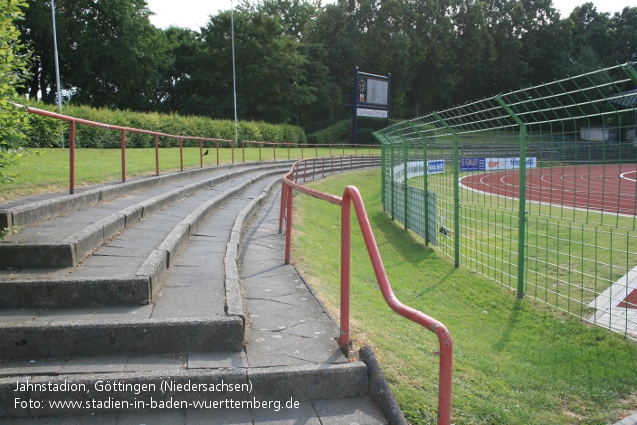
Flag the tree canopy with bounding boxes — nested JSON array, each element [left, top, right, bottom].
[[1, 0, 30, 183], [15, 0, 637, 126]]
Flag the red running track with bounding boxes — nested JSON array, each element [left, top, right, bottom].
[[460, 164, 637, 216]]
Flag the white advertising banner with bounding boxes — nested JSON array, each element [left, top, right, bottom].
[[484, 157, 537, 170]]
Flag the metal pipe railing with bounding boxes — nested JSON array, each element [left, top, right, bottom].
[[279, 155, 452, 425], [16, 104, 232, 194]]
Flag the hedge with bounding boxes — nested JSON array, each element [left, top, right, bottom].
[[24, 103, 306, 149]]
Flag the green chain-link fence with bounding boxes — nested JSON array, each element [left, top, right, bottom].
[[375, 62, 637, 340]]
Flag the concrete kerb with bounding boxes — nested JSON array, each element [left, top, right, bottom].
[[224, 177, 282, 320], [136, 249, 168, 301], [0, 242, 75, 269], [359, 346, 408, 425]]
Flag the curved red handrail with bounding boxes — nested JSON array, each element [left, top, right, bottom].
[[280, 156, 453, 425]]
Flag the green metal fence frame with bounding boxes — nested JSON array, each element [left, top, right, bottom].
[[375, 61, 637, 340]]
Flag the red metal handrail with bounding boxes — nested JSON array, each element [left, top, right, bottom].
[[242, 140, 381, 163], [279, 156, 453, 425], [15, 104, 232, 194]]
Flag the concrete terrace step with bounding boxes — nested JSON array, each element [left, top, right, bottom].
[[0, 156, 401, 424], [0, 174, 287, 359], [2, 396, 387, 425], [0, 162, 292, 270], [0, 168, 290, 308]]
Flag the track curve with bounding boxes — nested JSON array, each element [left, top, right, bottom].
[[460, 164, 637, 216]]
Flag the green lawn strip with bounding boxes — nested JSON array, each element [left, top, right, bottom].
[[291, 168, 637, 425], [0, 147, 380, 201]]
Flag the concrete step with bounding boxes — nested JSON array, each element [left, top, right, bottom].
[[2, 396, 387, 425], [0, 361, 371, 420], [0, 169, 288, 308], [0, 174, 287, 359], [0, 162, 291, 270]]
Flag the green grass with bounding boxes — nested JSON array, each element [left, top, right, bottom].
[[291, 168, 637, 424], [0, 146, 380, 201]]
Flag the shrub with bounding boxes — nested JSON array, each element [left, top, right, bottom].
[[23, 104, 307, 148]]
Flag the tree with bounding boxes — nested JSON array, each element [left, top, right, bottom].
[[19, 0, 171, 111], [183, 9, 315, 123], [0, 0, 30, 184]]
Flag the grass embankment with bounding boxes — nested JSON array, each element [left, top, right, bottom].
[[291, 168, 637, 425], [0, 146, 379, 201]]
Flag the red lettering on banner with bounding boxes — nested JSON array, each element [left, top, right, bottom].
[[488, 162, 499, 168]]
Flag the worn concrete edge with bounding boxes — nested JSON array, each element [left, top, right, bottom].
[[359, 346, 408, 425], [0, 242, 75, 269], [0, 277, 150, 308], [0, 160, 296, 230], [247, 361, 369, 401], [225, 176, 283, 321], [0, 316, 244, 360]]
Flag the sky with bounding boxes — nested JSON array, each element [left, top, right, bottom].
[[145, 0, 632, 30]]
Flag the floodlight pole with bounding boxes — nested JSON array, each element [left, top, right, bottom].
[[51, 0, 62, 113], [51, 0, 64, 148], [231, 0, 239, 162]]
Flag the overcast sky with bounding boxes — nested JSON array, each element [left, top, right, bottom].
[[145, 0, 633, 30]]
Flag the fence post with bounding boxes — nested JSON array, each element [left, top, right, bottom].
[[403, 137, 409, 229], [433, 113, 460, 268], [496, 96, 527, 298], [199, 139, 203, 168], [390, 143, 395, 220], [408, 123, 430, 246], [380, 139, 386, 209]]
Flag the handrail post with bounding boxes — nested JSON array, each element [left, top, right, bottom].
[[279, 180, 287, 233], [179, 138, 184, 172], [120, 129, 126, 183], [154, 134, 160, 176], [199, 139, 203, 168], [340, 193, 351, 354], [259, 143, 262, 162], [216, 141, 220, 166], [69, 120, 76, 194], [287, 144, 291, 160], [242, 140, 245, 163], [284, 181, 293, 264]]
